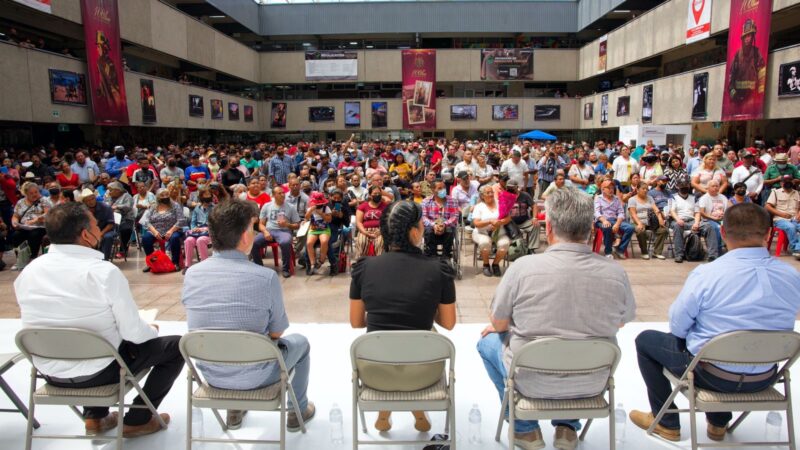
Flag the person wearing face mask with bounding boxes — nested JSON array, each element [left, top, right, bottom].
[[269, 146, 295, 187], [104, 146, 132, 181], [182, 189, 214, 273], [159, 158, 185, 186], [79, 187, 116, 261], [355, 186, 388, 259], [567, 153, 595, 191], [15, 202, 182, 438], [105, 182, 134, 259], [421, 180, 459, 258], [764, 153, 799, 191], [349, 200, 456, 434], [730, 150, 763, 203], [670, 180, 717, 263], [140, 190, 186, 272], [765, 175, 800, 259], [728, 182, 752, 207]]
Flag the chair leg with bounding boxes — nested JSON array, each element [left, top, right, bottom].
[[359, 408, 367, 434], [287, 384, 306, 433], [608, 379, 616, 450], [280, 383, 286, 450], [580, 419, 593, 441], [210, 408, 227, 430], [117, 370, 125, 450], [450, 400, 456, 450], [649, 385, 682, 434], [688, 376, 698, 450], [786, 372, 797, 450], [130, 376, 167, 428], [24, 367, 36, 450], [352, 377, 360, 450], [185, 372, 193, 450], [727, 411, 750, 432], [0, 374, 40, 428], [495, 391, 508, 442], [508, 390, 516, 449]]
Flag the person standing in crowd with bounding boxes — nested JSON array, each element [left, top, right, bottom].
[[421, 179, 459, 259], [630, 203, 800, 443], [692, 152, 728, 198], [269, 145, 295, 187], [501, 149, 528, 189], [349, 200, 456, 433], [663, 155, 687, 193], [159, 158, 185, 187], [354, 185, 388, 259], [251, 186, 301, 278], [79, 187, 116, 261], [105, 146, 132, 181], [183, 199, 314, 431], [16, 202, 182, 437], [567, 153, 594, 191], [594, 179, 634, 259], [765, 174, 800, 259], [472, 184, 511, 277], [627, 181, 667, 259], [478, 186, 635, 450], [132, 155, 158, 193], [71, 150, 99, 185], [140, 190, 185, 272], [612, 146, 639, 193], [11, 181, 51, 265]]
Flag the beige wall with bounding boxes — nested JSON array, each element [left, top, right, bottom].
[[765, 45, 800, 120], [580, 0, 800, 80], [0, 43, 34, 123]]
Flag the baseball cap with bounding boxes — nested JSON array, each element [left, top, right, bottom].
[[506, 179, 520, 187], [190, 152, 200, 159], [456, 171, 469, 180]]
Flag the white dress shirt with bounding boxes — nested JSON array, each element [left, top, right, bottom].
[[730, 164, 764, 196], [15, 244, 157, 378]]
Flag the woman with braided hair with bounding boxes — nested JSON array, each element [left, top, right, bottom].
[[349, 200, 457, 433]]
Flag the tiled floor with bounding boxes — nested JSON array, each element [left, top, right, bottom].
[[1, 243, 799, 323], [1, 320, 798, 450]]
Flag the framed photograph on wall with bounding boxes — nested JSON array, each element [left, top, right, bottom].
[[616, 96, 630, 117], [345, 101, 361, 127], [271, 102, 286, 128], [48, 69, 88, 106], [534, 104, 560, 121], [228, 102, 239, 120], [600, 94, 609, 125], [492, 104, 518, 120], [692, 72, 708, 120], [778, 60, 800, 97], [189, 95, 204, 117], [210, 99, 223, 119], [371, 102, 387, 128], [244, 105, 254, 122], [450, 104, 477, 121], [309, 106, 335, 122], [140, 79, 156, 123], [642, 84, 653, 123], [583, 102, 593, 120]]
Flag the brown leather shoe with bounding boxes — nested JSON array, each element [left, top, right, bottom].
[[226, 410, 248, 430], [513, 429, 545, 450], [629, 410, 680, 442], [85, 412, 118, 435], [122, 413, 170, 438], [707, 421, 728, 441], [287, 402, 315, 432]]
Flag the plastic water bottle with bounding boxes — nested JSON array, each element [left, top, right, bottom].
[[766, 411, 782, 441], [191, 406, 204, 438], [614, 403, 626, 444], [329, 403, 344, 445], [468, 403, 482, 444]]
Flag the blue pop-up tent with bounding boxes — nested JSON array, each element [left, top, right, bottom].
[[518, 130, 557, 141]]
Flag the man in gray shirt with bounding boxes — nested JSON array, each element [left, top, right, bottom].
[[250, 186, 301, 277], [182, 199, 314, 431], [477, 186, 636, 450]]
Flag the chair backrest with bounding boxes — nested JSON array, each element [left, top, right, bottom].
[[509, 338, 621, 375], [16, 328, 118, 362], [179, 330, 286, 372], [693, 331, 800, 372], [350, 331, 455, 369]]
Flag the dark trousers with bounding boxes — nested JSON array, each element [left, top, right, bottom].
[[118, 224, 133, 255], [251, 229, 293, 271], [12, 228, 47, 257], [424, 227, 454, 258], [0, 200, 13, 248], [100, 230, 117, 261], [46, 336, 184, 426], [635, 330, 778, 429], [141, 230, 183, 266]]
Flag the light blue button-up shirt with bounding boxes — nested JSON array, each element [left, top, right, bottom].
[[669, 247, 800, 373]]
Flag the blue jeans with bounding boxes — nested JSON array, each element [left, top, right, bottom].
[[595, 220, 634, 255], [774, 219, 800, 252], [477, 332, 581, 433], [251, 229, 293, 271], [263, 334, 310, 411], [100, 230, 117, 261], [142, 230, 183, 266], [704, 220, 724, 254], [635, 330, 777, 429]]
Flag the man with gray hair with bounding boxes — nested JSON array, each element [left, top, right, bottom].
[[477, 186, 636, 450]]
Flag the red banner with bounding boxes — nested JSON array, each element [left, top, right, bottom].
[[402, 50, 436, 130], [81, 0, 129, 126], [721, 0, 771, 122]]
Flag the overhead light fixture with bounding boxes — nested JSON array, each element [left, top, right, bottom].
[[614, 9, 631, 13], [302, 42, 311, 47], [209, 15, 226, 19], [366, 45, 374, 49], [350, 41, 358, 45]]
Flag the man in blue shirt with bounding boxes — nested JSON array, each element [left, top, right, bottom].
[[630, 203, 800, 443], [182, 199, 314, 431], [105, 146, 132, 180], [268, 145, 295, 187], [71, 150, 100, 184]]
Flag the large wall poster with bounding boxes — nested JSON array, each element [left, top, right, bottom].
[[271, 102, 286, 128], [402, 49, 436, 129], [600, 94, 609, 125], [345, 101, 361, 127], [48, 69, 88, 106], [692, 72, 709, 120], [305, 51, 358, 81], [598, 35, 608, 73], [480, 49, 534, 80], [642, 84, 653, 123], [189, 95, 204, 117], [140, 79, 156, 123], [371, 102, 387, 128], [686, 0, 713, 44]]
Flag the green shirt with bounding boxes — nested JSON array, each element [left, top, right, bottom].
[[764, 163, 799, 182]]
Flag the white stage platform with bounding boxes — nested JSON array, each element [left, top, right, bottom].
[[0, 320, 796, 450]]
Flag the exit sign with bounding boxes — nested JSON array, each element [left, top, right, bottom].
[[51, 110, 60, 118]]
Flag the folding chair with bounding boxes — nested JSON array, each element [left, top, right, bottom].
[[351, 331, 456, 450], [0, 353, 39, 429], [495, 338, 621, 450], [110, 212, 126, 262], [15, 328, 168, 450], [649, 331, 800, 450], [179, 330, 306, 450]]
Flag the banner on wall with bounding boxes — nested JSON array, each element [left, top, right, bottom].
[[721, 0, 772, 121], [271, 102, 286, 128], [402, 49, 436, 129], [642, 84, 653, 123], [686, 0, 712, 44], [345, 102, 361, 127], [480, 49, 534, 80], [600, 94, 609, 125], [140, 79, 156, 123], [598, 35, 608, 73], [692, 72, 709, 120], [305, 51, 357, 81], [80, 0, 129, 126], [244, 105, 254, 122], [371, 102, 387, 128], [13, 0, 51, 13]]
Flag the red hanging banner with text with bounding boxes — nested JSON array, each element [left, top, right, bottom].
[[402, 50, 436, 130], [721, 0, 772, 122], [81, 0, 129, 126]]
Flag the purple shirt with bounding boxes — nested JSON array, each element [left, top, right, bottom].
[[594, 195, 625, 221]]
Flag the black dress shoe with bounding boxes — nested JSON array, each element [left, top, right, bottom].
[[675, 256, 684, 263], [482, 266, 492, 277], [492, 264, 502, 277], [142, 266, 151, 273]]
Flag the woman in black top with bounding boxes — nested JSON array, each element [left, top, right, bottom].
[[349, 200, 457, 433]]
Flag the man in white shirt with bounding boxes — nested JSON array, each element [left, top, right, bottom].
[[669, 180, 717, 263], [611, 146, 640, 189], [454, 150, 480, 178], [500, 150, 528, 188], [729, 152, 763, 202], [15, 202, 182, 438]]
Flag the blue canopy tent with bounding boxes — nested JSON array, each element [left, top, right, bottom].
[[518, 130, 557, 141]]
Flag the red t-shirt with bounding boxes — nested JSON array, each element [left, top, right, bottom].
[[357, 201, 387, 229], [56, 173, 80, 190], [246, 192, 272, 209], [429, 149, 444, 173]]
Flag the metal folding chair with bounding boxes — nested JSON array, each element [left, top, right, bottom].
[[15, 328, 167, 450], [649, 331, 800, 449], [0, 353, 39, 429]]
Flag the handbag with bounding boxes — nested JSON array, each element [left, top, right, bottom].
[[646, 210, 660, 231], [145, 250, 175, 273], [14, 241, 31, 270], [504, 221, 522, 240]]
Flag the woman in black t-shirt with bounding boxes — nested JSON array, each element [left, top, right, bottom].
[[349, 200, 457, 433]]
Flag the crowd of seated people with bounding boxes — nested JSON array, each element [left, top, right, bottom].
[[1, 135, 799, 274]]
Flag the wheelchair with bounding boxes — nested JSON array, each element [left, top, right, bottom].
[[424, 223, 463, 281]]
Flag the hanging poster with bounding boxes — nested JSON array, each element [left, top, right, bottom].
[[371, 102, 387, 128], [80, 0, 129, 125], [598, 35, 608, 73], [600, 94, 609, 125], [244, 105, 254, 122], [13, 0, 51, 13], [583, 102, 593, 120], [617, 96, 630, 117], [534, 105, 560, 121], [642, 84, 653, 123], [140, 79, 156, 123], [271, 102, 286, 128], [450, 105, 477, 121], [48, 69, 87, 106], [228, 102, 239, 120], [686, 0, 713, 44], [480, 49, 534, 80], [692, 72, 709, 120], [189, 95, 204, 117], [778, 61, 800, 97], [344, 102, 361, 127], [492, 105, 518, 120], [402, 49, 436, 129], [305, 51, 358, 81], [210, 99, 223, 119], [721, 0, 772, 121]]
